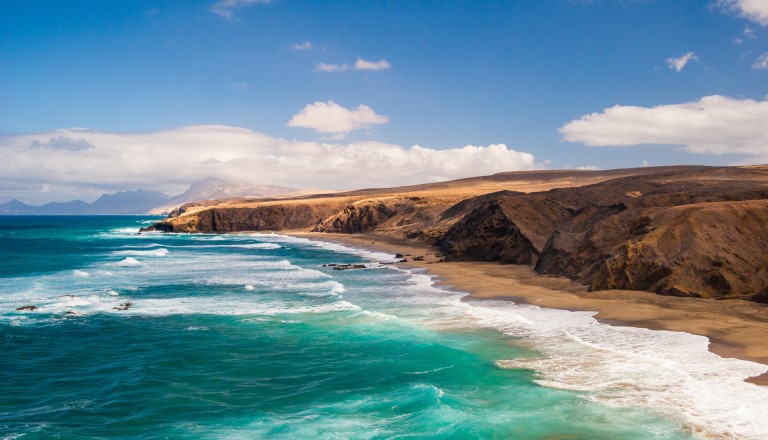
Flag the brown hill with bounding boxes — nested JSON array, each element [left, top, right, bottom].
[[144, 165, 768, 302]]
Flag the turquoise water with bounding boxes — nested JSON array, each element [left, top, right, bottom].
[[1, 217, 767, 439]]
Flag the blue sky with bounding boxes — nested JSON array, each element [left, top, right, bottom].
[[1, 0, 767, 203]]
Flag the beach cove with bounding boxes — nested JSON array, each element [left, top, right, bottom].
[[289, 231, 768, 437], [294, 232, 768, 384]]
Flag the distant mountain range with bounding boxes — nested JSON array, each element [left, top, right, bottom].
[[148, 177, 297, 214], [0, 177, 297, 215]]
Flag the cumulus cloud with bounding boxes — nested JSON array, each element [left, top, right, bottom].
[[754, 52, 768, 68], [666, 52, 698, 72], [30, 136, 94, 151], [210, 0, 270, 20], [287, 100, 388, 134], [717, 0, 768, 26], [291, 40, 313, 51], [354, 58, 391, 71], [0, 125, 538, 204], [559, 95, 768, 157]]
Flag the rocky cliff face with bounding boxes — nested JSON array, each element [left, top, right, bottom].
[[145, 165, 768, 302], [146, 201, 348, 233], [312, 200, 399, 233], [437, 167, 768, 301], [536, 200, 768, 301], [436, 193, 573, 264], [311, 195, 465, 242]]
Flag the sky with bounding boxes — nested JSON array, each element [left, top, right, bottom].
[[1, 0, 767, 204]]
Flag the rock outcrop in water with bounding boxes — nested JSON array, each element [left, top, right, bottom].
[[144, 165, 768, 302]]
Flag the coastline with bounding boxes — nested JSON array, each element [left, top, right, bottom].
[[288, 231, 768, 386]]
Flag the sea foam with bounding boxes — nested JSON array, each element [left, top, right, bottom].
[[278, 234, 768, 440], [6, 227, 768, 439], [109, 257, 142, 267], [112, 248, 169, 257]]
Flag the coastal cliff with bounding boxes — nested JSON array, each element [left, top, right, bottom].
[[149, 201, 351, 233], [144, 165, 768, 302], [436, 168, 768, 300]]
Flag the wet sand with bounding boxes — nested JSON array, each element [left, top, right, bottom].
[[289, 231, 768, 385]]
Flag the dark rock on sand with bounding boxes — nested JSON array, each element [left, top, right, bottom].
[[331, 264, 367, 271]]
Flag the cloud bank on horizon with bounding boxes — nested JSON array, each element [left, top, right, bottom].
[[2, 0, 768, 204], [0, 125, 537, 204]]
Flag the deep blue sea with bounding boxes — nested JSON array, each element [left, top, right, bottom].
[[2, 216, 767, 439]]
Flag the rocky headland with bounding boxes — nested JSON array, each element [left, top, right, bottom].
[[143, 165, 768, 302]]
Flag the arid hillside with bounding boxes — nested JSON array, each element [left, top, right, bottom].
[[144, 165, 768, 302]]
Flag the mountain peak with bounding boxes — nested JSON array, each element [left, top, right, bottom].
[[0, 199, 31, 213], [149, 177, 299, 214]]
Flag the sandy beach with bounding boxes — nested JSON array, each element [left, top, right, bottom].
[[290, 231, 768, 386]]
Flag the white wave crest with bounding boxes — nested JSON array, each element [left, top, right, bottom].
[[452, 298, 768, 439], [112, 248, 169, 257], [248, 233, 398, 262], [73, 270, 90, 278], [109, 257, 142, 267]]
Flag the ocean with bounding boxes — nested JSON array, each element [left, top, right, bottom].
[[1, 216, 767, 439]]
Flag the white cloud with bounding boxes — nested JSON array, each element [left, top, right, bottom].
[[30, 136, 94, 151], [291, 40, 313, 51], [0, 125, 537, 204], [354, 58, 391, 71], [210, 0, 270, 20], [666, 52, 698, 72], [559, 95, 768, 157], [316, 57, 392, 73], [315, 62, 349, 72], [287, 100, 388, 134], [754, 52, 768, 68], [717, 0, 768, 26]]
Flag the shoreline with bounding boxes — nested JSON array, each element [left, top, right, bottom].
[[288, 231, 768, 386]]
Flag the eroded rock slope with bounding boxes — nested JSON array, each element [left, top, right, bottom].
[[145, 166, 768, 301]]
